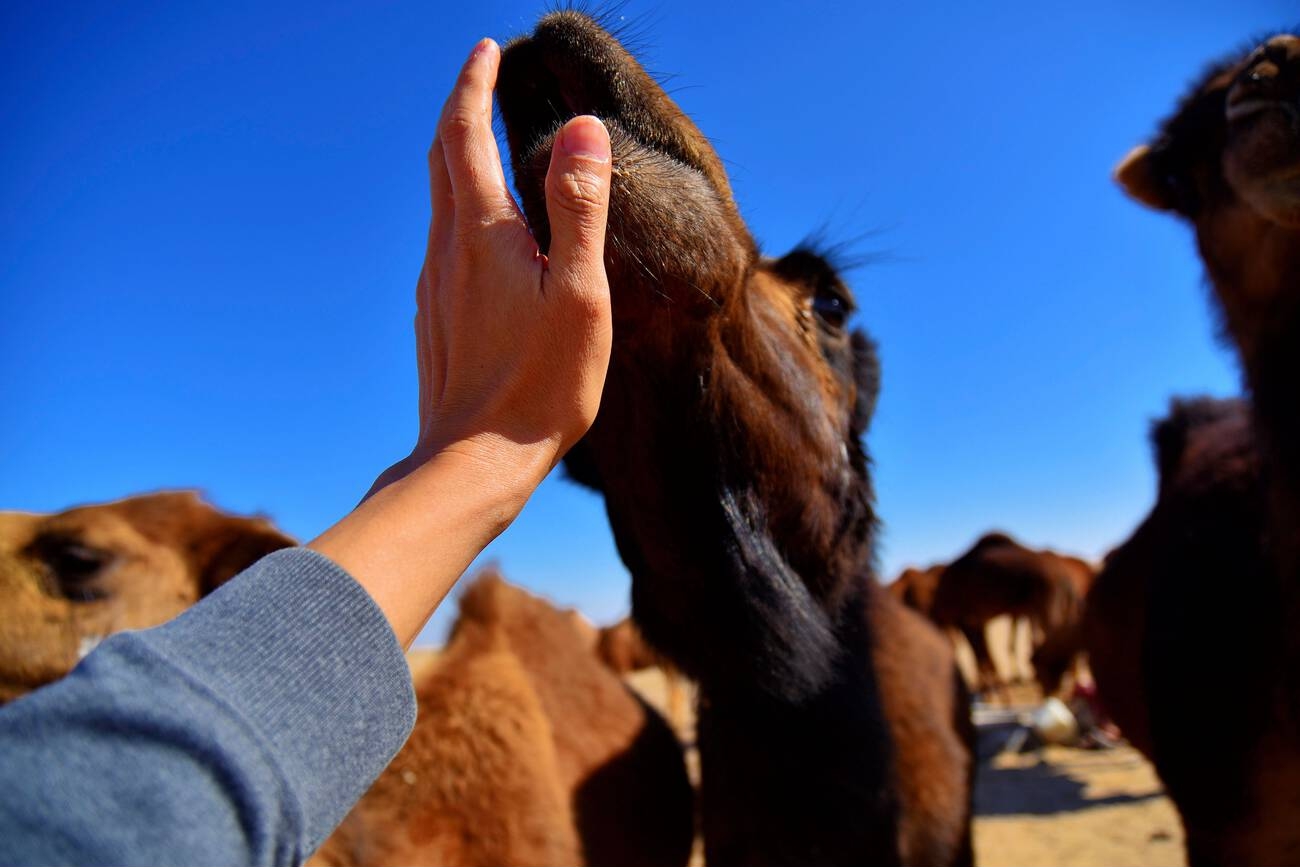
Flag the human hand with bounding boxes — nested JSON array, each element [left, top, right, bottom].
[[382, 38, 613, 498], [311, 39, 613, 647]]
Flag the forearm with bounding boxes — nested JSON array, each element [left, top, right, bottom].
[[307, 439, 554, 647]]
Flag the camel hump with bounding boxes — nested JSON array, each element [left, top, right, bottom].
[[973, 531, 1017, 551], [455, 569, 513, 624], [447, 569, 534, 651], [1151, 396, 1249, 482]]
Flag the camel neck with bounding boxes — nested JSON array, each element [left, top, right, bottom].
[[575, 341, 876, 699], [695, 583, 903, 867], [1246, 294, 1300, 568]]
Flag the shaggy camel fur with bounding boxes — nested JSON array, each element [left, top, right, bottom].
[[1097, 32, 1300, 866], [929, 533, 1090, 697], [312, 573, 693, 867], [0, 491, 292, 704], [497, 12, 973, 865]]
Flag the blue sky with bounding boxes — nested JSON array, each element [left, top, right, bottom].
[[2, 1, 1288, 643]]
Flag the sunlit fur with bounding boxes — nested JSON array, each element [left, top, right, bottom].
[[313, 573, 693, 867], [0, 491, 292, 704]]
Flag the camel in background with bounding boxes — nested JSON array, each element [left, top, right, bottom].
[[314, 572, 693, 867], [1, 495, 693, 867], [596, 616, 690, 738], [0, 491, 293, 703], [499, 13, 973, 865], [927, 533, 1092, 699], [889, 564, 945, 615], [1094, 32, 1300, 866]]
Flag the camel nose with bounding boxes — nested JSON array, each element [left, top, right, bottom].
[[1228, 35, 1299, 112], [1245, 35, 1298, 83]]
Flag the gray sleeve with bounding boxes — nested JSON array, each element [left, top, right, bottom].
[[0, 547, 416, 867]]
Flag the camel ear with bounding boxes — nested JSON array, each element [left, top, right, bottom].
[[195, 519, 295, 595], [1114, 145, 1179, 212]]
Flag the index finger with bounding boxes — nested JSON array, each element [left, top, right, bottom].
[[436, 39, 514, 223]]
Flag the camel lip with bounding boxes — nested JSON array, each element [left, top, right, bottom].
[[498, 69, 585, 155], [1225, 96, 1299, 126], [497, 20, 708, 185]]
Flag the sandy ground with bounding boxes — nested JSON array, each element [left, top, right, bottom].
[[974, 743, 1182, 867]]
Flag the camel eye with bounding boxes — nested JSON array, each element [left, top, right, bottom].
[[812, 291, 849, 329], [30, 536, 115, 602]]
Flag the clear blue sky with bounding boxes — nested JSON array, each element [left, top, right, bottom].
[[2, 2, 1288, 643]]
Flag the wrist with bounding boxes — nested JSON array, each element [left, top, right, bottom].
[[399, 435, 554, 540], [308, 436, 556, 648]]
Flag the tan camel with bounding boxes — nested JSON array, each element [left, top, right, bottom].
[[313, 572, 693, 867], [0, 491, 292, 704], [1, 494, 693, 867]]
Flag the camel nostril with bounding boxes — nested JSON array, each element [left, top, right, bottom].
[[1262, 41, 1291, 64], [1248, 62, 1279, 84]]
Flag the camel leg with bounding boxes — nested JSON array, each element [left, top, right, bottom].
[[665, 668, 687, 738], [962, 624, 1005, 702], [1009, 617, 1026, 684]]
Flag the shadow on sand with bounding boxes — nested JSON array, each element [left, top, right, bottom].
[[976, 756, 1164, 818]]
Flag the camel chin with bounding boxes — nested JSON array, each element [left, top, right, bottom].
[[1223, 34, 1300, 226]]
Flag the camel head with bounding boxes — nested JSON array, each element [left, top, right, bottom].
[[889, 565, 944, 616], [498, 12, 881, 700], [1114, 34, 1300, 365], [0, 491, 293, 703]]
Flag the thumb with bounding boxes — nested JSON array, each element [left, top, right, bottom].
[[544, 115, 612, 285]]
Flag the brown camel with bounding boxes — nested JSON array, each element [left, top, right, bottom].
[[928, 532, 1089, 698], [497, 13, 973, 866], [596, 616, 690, 736], [313, 572, 693, 867], [1027, 553, 1097, 697], [0, 491, 293, 704], [1092, 31, 1300, 866]]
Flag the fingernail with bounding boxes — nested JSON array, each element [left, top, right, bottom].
[[467, 37, 496, 63], [560, 116, 611, 162]]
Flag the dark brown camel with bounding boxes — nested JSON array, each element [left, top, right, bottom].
[[313, 572, 693, 867], [1028, 554, 1097, 697], [928, 532, 1088, 698], [1091, 32, 1300, 867], [497, 13, 973, 866], [0, 491, 293, 704]]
